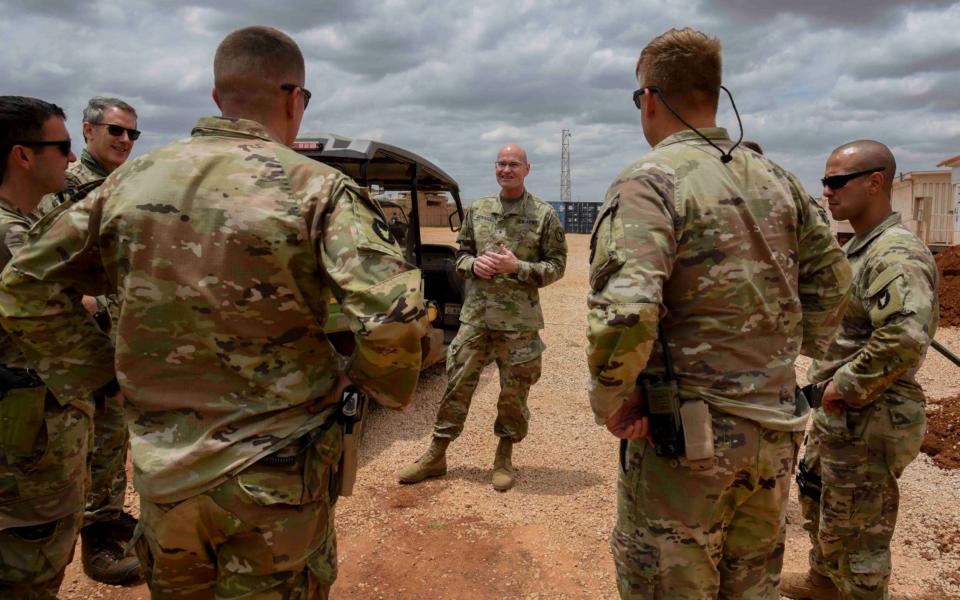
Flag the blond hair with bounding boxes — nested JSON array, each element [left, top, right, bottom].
[[635, 28, 722, 110]]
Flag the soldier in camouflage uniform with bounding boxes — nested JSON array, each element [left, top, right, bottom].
[[587, 29, 852, 599], [0, 96, 91, 599], [781, 141, 939, 600], [398, 143, 567, 491], [36, 96, 142, 585], [0, 27, 428, 599]]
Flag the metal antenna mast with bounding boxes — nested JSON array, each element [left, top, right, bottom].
[[560, 129, 571, 204]]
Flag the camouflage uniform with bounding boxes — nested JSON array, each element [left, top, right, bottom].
[[37, 148, 126, 530], [587, 128, 852, 599], [0, 195, 91, 599], [0, 116, 428, 597], [799, 213, 938, 599], [433, 191, 566, 442], [35, 148, 109, 217]]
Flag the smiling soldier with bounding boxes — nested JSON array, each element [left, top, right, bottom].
[[398, 143, 567, 491]]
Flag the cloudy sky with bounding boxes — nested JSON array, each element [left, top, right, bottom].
[[3, 0, 959, 205]]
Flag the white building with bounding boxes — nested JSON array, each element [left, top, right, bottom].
[[937, 155, 960, 247]]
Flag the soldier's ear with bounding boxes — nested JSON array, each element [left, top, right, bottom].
[[211, 87, 222, 111]]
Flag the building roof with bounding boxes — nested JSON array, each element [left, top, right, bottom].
[[937, 155, 960, 168]]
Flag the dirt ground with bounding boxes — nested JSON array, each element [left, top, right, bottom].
[[59, 230, 960, 599]]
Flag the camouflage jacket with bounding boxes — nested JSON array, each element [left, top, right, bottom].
[[587, 128, 852, 431], [455, 190, 567, 331], [809, 213, 939, 407], [0, 116, 428, 503], [36, 149, 109, 217], [0, 195, 36, 370]]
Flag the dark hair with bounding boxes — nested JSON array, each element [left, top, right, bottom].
[[0, 96, 66, 184]]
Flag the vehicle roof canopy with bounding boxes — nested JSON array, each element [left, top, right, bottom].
[[294, 133, 459, 194]]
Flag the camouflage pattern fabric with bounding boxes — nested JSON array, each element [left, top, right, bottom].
[[433, 323, 543, 442], [0, 195, 90, 597], [587, 128, 851, 431], [0, 511, 84, 599], [0, 116, 427, 594], [587, 128, 852, 597], [800, 213, 938, 599], [36, 149, 127, 528], [455, 190, 566, 331], [85, 393, 127, 526], [134, 422, 341, 599], [431, 190, 564, 443], [35, 149, 109, 218], [613, 414, 801, 599]]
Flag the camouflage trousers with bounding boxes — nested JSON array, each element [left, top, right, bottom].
[[85, 391, 128, 526], [133, 423, 342, 599], [433, 323, 543, 443], [612, 412, 801, 599], [797, 395, 925, 600], [0, 390, 91, 599]]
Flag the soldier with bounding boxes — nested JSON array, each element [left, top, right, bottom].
[[0, 26, 427, 598], [35, 96, 139, 217], [587, 29, 852, 598], [0, 96, 90, 599], [40, 96, 142, 585], [781, 141, 939, 600], [398, 144, 567, 491]]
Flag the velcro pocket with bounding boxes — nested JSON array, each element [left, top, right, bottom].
[[866, 265, 907, 323], [237, 452, 308, 506], [589, 195, 624, 292], [0, 387, 46, 458], [883, 396, 925, 477], [347, 182, 403, 257]]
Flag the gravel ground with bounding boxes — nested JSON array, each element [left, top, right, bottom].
[[59, 230, 960, 599]]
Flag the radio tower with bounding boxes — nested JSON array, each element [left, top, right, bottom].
[[560, 129, 571, 205]]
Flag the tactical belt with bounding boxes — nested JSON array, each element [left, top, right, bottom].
[[257, 412, 339, 467]]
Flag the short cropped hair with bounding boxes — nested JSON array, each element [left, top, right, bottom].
[[831, 140, 897, 193], [636, 28, 722, 110], [0, 96, 66, 184], [214, 26, 304, 99], [83, 97, 138, 125]]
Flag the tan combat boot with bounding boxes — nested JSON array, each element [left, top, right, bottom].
[[397, 437, 449, 484], [780, 569, 840, 600], [491, 438, 515, 491]]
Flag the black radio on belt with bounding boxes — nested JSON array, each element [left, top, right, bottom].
[[638, 322, 683, 458]]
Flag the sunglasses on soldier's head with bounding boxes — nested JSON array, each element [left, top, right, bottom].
[[98, 123, 141, 141], [14, 139, 72, 156], [821, 167, 885, 190]]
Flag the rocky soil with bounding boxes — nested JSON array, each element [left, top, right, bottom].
[[59, 231, 960, 599]]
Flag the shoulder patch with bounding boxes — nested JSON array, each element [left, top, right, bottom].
[[372, 218, 396, 244], [555, 229, 565, 243]]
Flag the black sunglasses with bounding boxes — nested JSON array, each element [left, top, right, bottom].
[[14, 139, 72, 156], [98, 123, 141, 141], [281, 83, 312, 109], [821, 167, 885, 190], [632, 86, 662, 110]]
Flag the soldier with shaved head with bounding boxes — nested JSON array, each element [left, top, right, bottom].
[[398, 143, 567, 491], [0, 26, 427, 598], [782, 140, 939, 600]]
